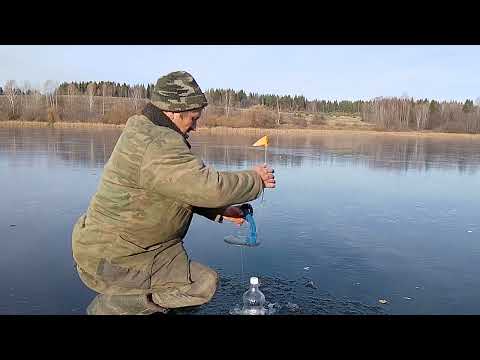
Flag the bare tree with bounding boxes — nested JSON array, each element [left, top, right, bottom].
[[86, 82, 96, 113], [225, 90, 231, 118], [67, 83, 77, 110], [43, 80, 60, 123], [23, 81, 31, 93], [17, 81, 32, 120], [465, 112, 478, 133], [366, 97, 413, 129], [414, 103, 429, 130], [43, 80, 57, 109], [129, 85, 144, 112], [4, 80, 18, 119], [31, 88, 42, 120], [102, 83, 107, 115], [397, 98, 411, 129], [360, 101, 374, 123], [54, 81, 59, 109], [67, 83, 77, 96], [22, 81, 31, 112], [276, 96, 281, 125]]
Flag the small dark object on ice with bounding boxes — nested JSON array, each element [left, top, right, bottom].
[[286, 302, 299, 312]]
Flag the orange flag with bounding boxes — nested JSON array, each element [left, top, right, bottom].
[[252, 135, 268, 147]]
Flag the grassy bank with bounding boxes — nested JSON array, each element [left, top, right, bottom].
[[197, 126, 480, 139], [2, 120, 480, 139]]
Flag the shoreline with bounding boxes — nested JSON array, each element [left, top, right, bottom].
[[0, 120, 125, 129], [1, 120, 479, 139]]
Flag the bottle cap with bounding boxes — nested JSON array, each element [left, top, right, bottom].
[[250, 277, 259, 285]]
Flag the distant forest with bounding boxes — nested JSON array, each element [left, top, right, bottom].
[[1, 80, 479, 133]]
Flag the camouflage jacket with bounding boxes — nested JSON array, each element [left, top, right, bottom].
[[72, 104, 263, 294]]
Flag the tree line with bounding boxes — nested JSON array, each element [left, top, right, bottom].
[[1, 80, 479, 133], [361, 97, 480, 133], [51, 81, 365, 114], [5, 80, 479, 116]]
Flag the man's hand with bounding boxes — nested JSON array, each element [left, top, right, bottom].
[[223, 205, 246, 226], [254, 164, 276, 188]]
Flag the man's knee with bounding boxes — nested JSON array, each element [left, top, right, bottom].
[[190, 261, 218, 283], [189, 261, 218, 298], [151, 262, 218, 309]]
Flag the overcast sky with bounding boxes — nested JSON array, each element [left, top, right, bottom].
[[1, 45, 479, 102]]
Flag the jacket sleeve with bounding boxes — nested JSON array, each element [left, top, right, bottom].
[[192, 206, 228, 222], [140, 132, 264, 208]]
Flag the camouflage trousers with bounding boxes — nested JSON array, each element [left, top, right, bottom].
[[79, 261, 218, 315]]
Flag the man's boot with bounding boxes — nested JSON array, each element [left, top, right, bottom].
[[86, 293, 169, 315]]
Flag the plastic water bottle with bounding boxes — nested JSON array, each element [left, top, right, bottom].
[[242, 277, 266, 315]]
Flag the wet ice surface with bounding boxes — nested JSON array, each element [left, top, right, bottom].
[[2, 127, 480, 314], [171, 273, 385, 315]]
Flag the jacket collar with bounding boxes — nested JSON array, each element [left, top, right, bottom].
[[141, 102, 191, 148]]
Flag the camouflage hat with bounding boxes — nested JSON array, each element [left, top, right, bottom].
[[151, 71, 208, 112]]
